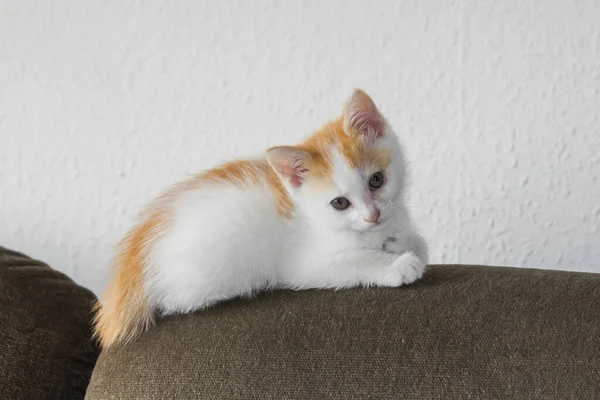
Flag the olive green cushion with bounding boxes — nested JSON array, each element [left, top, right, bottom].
[[87, 265, 600, 399], [0, 247, 100, 400]]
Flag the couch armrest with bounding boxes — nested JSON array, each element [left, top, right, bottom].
[[87, 265, 600, 399], [0, 247, 100, 400]]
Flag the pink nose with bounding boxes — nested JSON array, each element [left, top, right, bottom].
[[365, 209, 380, 224]]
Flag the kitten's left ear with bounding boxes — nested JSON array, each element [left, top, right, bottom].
[[343, 89, 385, 142], [266, 146, 310, 188]]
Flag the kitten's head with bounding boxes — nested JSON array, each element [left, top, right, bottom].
[[267, 89, 406, 233]]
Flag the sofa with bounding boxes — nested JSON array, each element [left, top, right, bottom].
[[1, 246, 599, 399]]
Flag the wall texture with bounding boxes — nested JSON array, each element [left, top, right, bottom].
[[1, 0, 599, 295]]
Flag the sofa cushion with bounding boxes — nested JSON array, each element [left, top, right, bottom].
[[0, 247, 100, 400], [87, 265, 600, 399]]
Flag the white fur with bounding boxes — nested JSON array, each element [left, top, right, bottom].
[[144, 122, 427, 317]]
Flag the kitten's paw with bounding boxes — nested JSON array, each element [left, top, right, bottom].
[[380, 252, 425, 287]]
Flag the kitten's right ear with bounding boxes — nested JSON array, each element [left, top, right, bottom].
[[266, 146, 310, 188], [343, 89, 385, 142]]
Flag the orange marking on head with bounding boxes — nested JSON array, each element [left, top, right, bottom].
[[300, 118, 391, 175]]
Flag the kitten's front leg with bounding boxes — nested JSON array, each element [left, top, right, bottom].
[[282, 249, 425, 290], [378, 234, 428, 286], [379, 251, 425, 286], [336, 249, 425, 287]]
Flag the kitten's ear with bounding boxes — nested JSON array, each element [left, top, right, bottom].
[[343, 89, 385, 141], [266, 146, 310, 188]]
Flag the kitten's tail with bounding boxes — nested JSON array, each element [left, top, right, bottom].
[[92, 276, 152, 348], [93, 210, 166, 348]]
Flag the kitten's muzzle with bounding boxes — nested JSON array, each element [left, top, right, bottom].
[[364, 208, 381, 224]]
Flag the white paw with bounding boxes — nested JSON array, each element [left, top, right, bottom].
[[380, 252, 426, 287]]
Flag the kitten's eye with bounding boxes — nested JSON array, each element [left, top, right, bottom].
[[330, 197, 351, 210], [368, 171, 385, 189]]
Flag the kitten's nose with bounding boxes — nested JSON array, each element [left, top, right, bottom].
[[365, 208, 380, 224]]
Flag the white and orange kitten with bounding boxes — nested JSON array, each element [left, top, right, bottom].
[[94, 90, 428, 347]]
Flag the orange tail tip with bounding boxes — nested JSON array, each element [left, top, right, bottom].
[[92, 283, 153, 348], [93, 209, 166, 348]]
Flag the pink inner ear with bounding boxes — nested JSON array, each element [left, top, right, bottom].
[[344, 91, 385, 141], [270, 151, 309, 188], [350, 110, 384, 140], [289, 170, 307, 187], [277, 162, 308, 188]]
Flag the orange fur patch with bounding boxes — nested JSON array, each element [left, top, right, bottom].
[[300, 117, 391, 174], [200, 160, 295, 219], [93, 207, 165, 348]]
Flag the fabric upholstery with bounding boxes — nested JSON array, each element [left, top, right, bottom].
[[0, 247, 100, 400], [87, 265, 600, 399]]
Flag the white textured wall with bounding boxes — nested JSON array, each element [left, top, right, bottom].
[[1, 1, 599, 295]]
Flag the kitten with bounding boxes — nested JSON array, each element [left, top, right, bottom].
[[94, 89, 428, 347]]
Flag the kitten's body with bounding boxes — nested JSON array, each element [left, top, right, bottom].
[[94, 90, 428, 347]]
